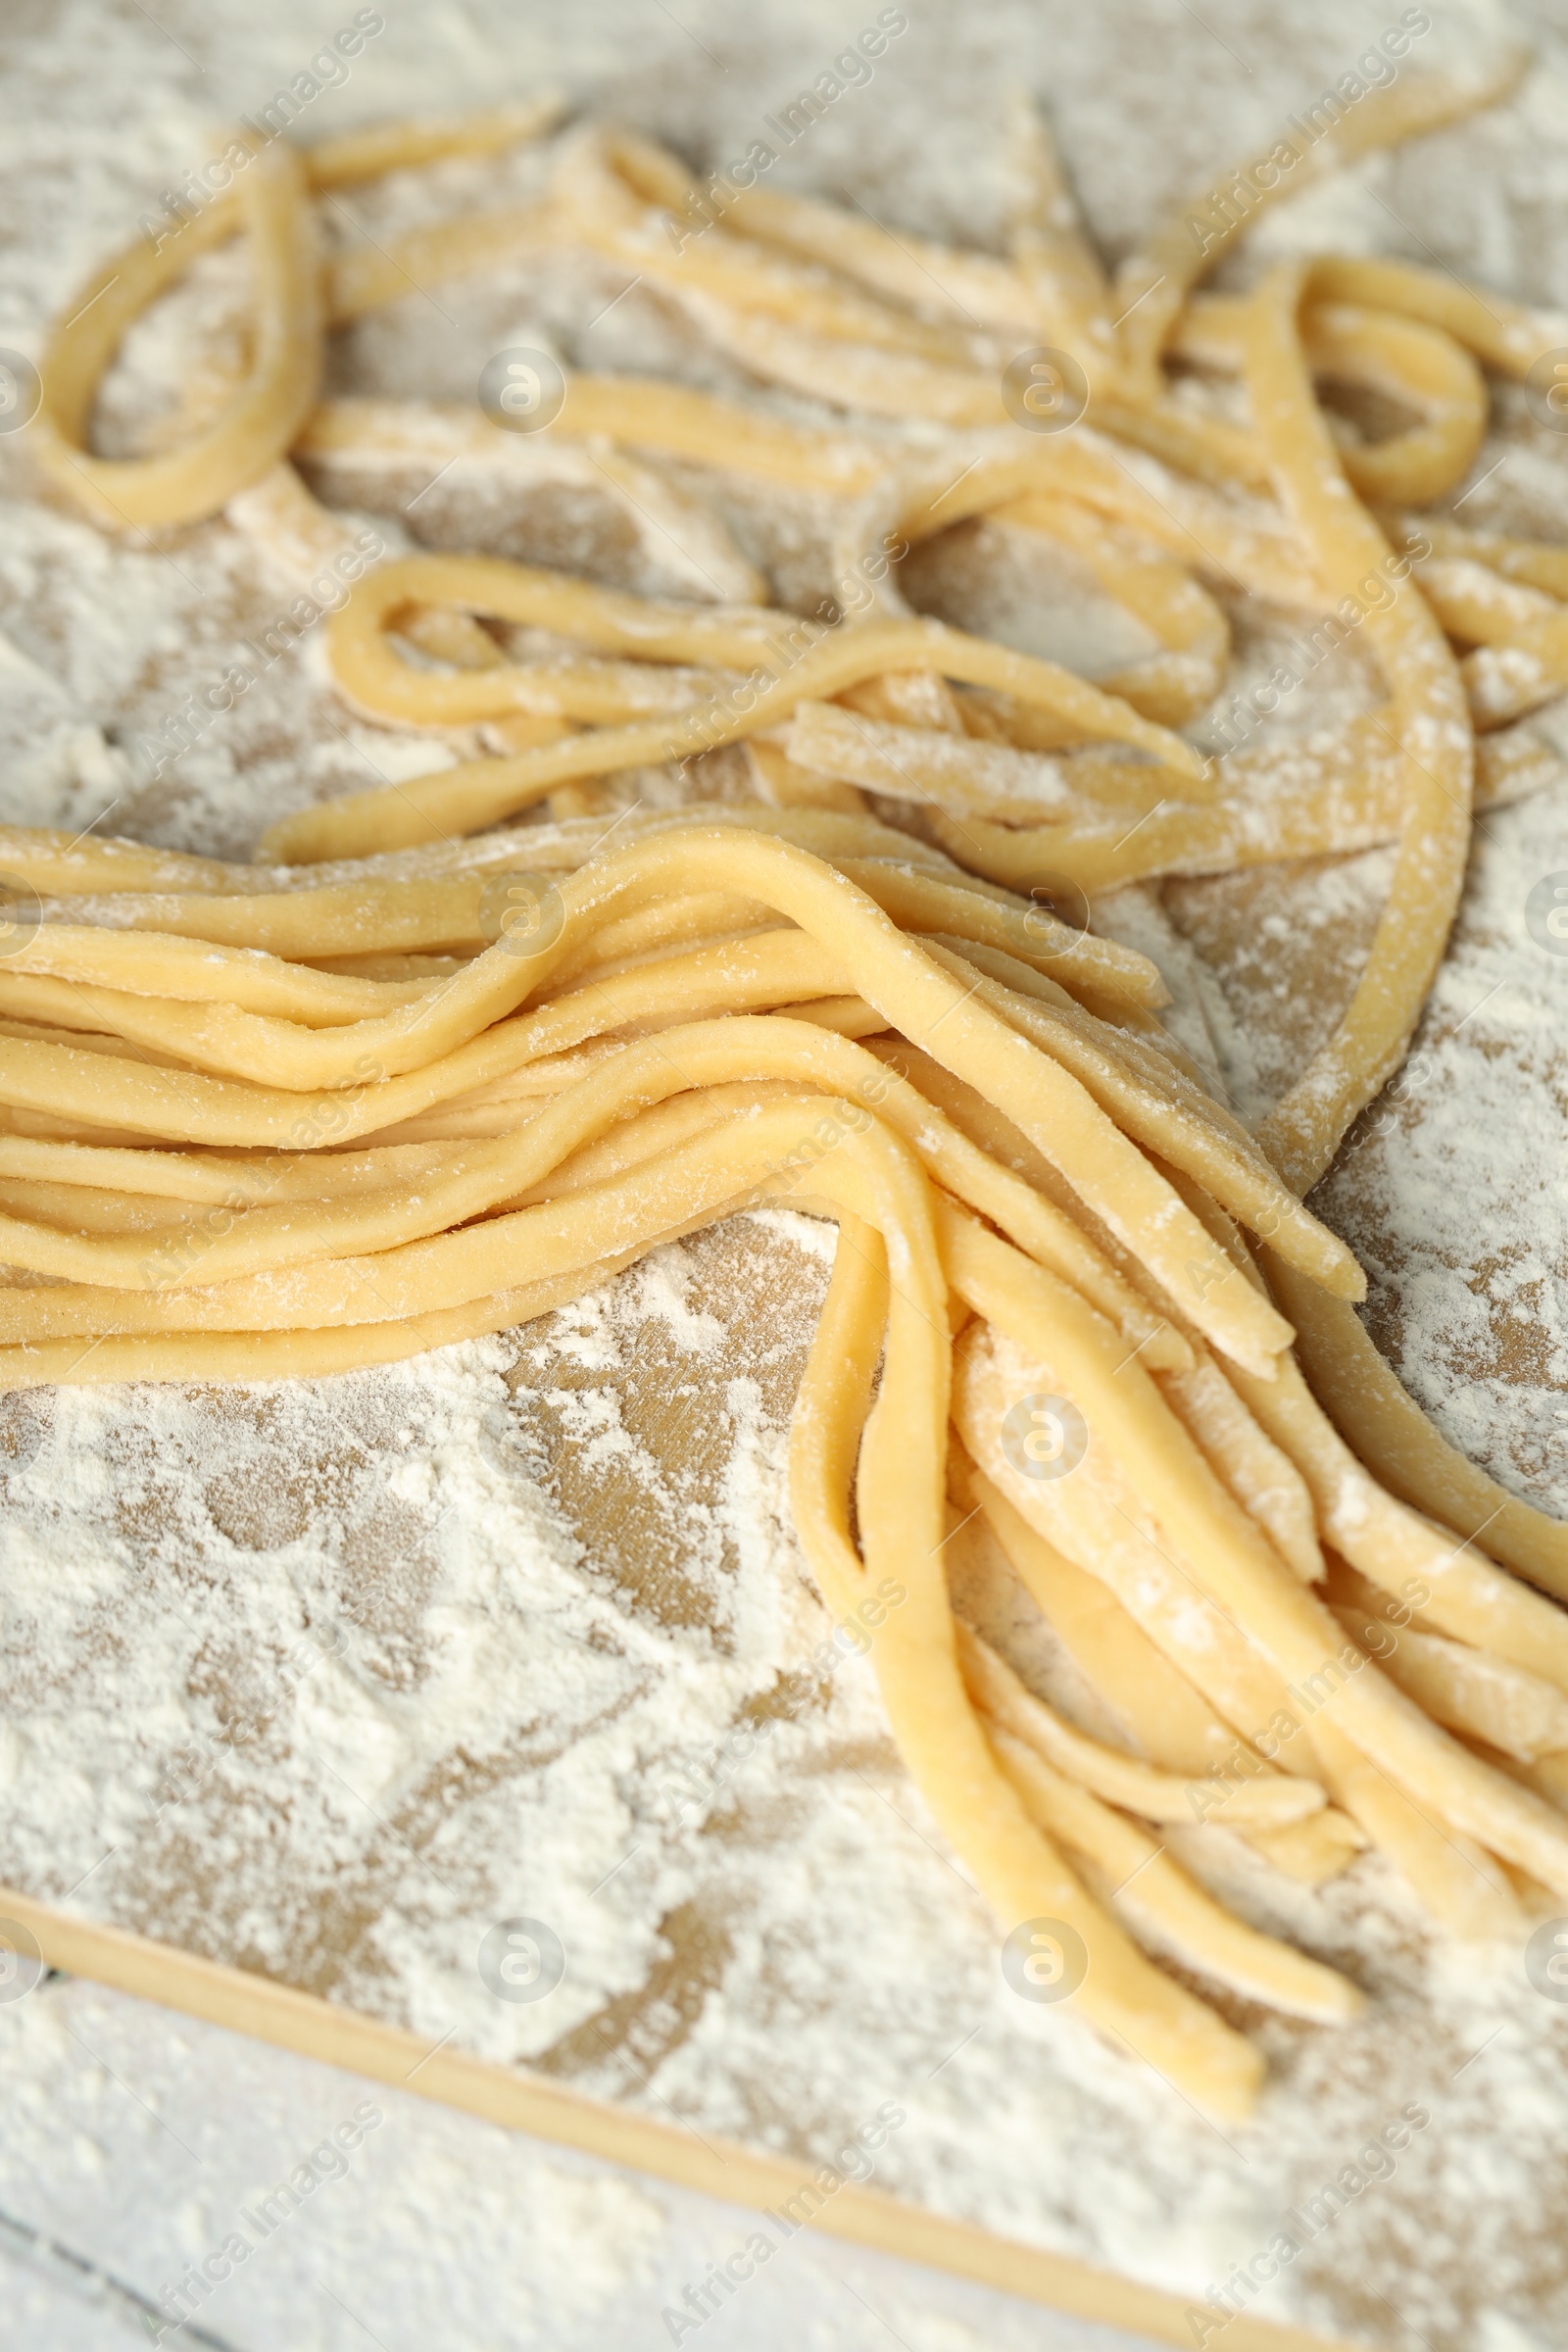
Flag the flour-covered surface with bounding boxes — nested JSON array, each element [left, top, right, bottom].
[[6, 3, 1568, 2349], [0, 1978, 1181, 2352]]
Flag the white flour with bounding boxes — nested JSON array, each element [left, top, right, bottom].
[[4, 3, 1568, 2347]]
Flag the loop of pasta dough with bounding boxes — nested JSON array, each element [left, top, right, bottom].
[[32, 141, 322, 530], [1171, 293, 1489, 508]]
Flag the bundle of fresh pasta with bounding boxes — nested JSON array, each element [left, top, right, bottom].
[[16, 58, 1568, 2123]]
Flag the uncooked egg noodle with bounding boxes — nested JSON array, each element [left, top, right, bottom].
[[13, 66, 1568, 2122]]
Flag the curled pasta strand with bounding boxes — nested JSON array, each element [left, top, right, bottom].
[[986, 492, 1231, 725], [1111, 50, 1529, 393], [1171, 293, 1489, 508], [32, 141, 322, 530], [263, 581, 1204, 859]]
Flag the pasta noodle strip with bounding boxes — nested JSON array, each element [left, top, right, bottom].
[[0, 929, 855, 1090], [956, 1624, 1324, 1829], [37, 879, 496, 958], [554, 132, 1005, 370], [1462, 609, 1568, 728], [296, 400, 766, 610], [784, 704, 1178, 823], [955, 1322, 1336, 1795], [1303, 1712, 1522, 1939], [893, 434, 1320, 610], [1082, 398, 1268, 499], [916, 941, 1362, 1298], [954, 1459, 1249, 1772], [1170, 295, 1488, 508], [40, 853, 1158, 1010], [0, 1131, 462, 1206], [786, 1207, 889, 1620], [325, 202, 561, 322], [266, 596, 1202, 858], [1327, 1564, 1568, 1761], [0, 1097, 845, 1337], [952, 1455, 1365, 1885], [0, 1248, 670, 1390], [775, 1149, 1264, 2119], [678, 293, 1028, 428], [305, 373, 1300, 633], [1304, 253, 1560, 379], [1288, 300, 1488, 506], [1225, 1337, 1568, 1702], [1154, 1343, 1324, 1588], [313, 387, 1310, 609], [986, 1725, 1361, 2021], [989, 495, 1231, 726], [748, 740, 868, 814], [737, 183, 1041, 333], [1379, 509, 1568, 601], [1, 827, 1286, 1369], [943, 1222, 1568, 1895], [920, 714, 1558, 893], [0, 926, 433, 1021], [0, 1018, 1177, 1335], [1173, 1179, 1568, 1626], [306, 94, 567, 187], [299, 387, 891, 496], [325, 552, 780, 724], [1005, 95, 1115, 363], [30, 99, 567, 474], [322, 555, 1206, 758], [1112, 50, 1529, 392], [18, 863, 1163, 1094], [1240, 264, 1474, 1193], [1269, 1255, 1568, 1602], [32, 141, 322, 529], [12, 803, 955, 908], [1412, 560, 1558, 649], [603, 122, 1040, 338], [0, 829, 242, 897], [225, 459, 388, 605]]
